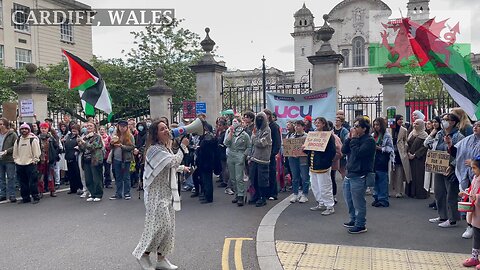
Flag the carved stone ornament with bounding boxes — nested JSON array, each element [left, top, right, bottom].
[[352, 7, 366, 34]]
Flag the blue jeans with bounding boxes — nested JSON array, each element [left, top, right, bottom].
[[288, 157, 310, 195], [373, 171, 389, 206], [113, 160, 131, 197], [0, 162, 16, 198], [343, 175, 367, 228]]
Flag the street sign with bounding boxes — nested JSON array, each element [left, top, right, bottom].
[[196, 102, 207, 114]]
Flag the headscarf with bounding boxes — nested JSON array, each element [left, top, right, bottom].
[[412, 110, 425, 121], [408, 119, 429, 140]]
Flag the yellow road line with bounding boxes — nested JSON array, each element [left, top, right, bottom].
[[222, 238, 231, 270], [222, 238, 253, 270]]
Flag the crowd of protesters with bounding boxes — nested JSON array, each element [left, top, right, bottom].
[[3, 106, 480, 266]]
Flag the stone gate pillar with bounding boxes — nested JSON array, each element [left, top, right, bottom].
[[307, 15, 343, 118], [190, 28, 227, 125], [13, 63, 50, 124], [378, 74, 411, 118], [148, 67, 173, 120]]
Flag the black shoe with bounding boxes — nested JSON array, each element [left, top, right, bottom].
[[232, 197, 239, 204], [371, 200, 379, 206], [0, 196, 6, 202], [255, 199, 266, 207], [348, 226, 367, 234], [218, 183, 227, 188], [32, 199, 40, 204], [237, 196, 244, 207], [428, 201, 437, 208], [190, 193, 199, 198], [67, 191, 76, 194], [18, 199, 31, 204], [9, 197, 17, 203], [343, 221, 355, 228], [248, 199, 257, 205]]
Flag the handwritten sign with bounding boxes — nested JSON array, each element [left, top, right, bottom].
[[284, 137, 307, 157], [2, 102, 17, 121], [303, 131, 332, 152], [425, 150, 450, 174], [20, 99, 34, 117]]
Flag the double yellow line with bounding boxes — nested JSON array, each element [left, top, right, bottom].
[[222, 237, 253, 270]]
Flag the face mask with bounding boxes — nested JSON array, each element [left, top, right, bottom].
[[232, 120, 240, 128], [146, 122, 151, 128], [108, 127, 114, 134], [255, 117, 263, 129], [138, 125, 144, 132], [441, 120, 450, 129], [81, 127, 87, 134]]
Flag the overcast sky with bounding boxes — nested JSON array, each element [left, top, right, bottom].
[[81, 0, 479, 72]]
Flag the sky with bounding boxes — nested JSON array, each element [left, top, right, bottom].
[[81, 0, 480, 72]]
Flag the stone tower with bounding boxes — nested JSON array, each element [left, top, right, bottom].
[[292, 3, 315, 82], [407, 0, 430, 23]]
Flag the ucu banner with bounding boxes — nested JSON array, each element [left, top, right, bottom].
[[266, 87, 337, 133]]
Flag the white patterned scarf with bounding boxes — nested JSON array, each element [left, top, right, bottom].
[[143, 144, 181, 211]]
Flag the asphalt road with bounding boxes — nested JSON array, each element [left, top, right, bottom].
[[0, 182, 286, 270]]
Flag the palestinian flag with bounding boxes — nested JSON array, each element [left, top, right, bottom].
[[62, 49, 113, 118], [402, 18, 480, 120]]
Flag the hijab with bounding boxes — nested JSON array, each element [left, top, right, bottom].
[[408, 119, 429, 140]]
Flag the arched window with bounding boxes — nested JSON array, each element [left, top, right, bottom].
[[299, 20, 302, 26], [352, 36, 365, 67], [304, 19, 307, 25]]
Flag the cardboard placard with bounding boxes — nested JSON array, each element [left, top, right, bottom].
[[303, 131, 332, 152], [425, 150, 450, 174], [283, 137, 307, 157], [2, 102, 17, 121]]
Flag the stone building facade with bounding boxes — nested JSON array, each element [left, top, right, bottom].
[[0, 0, 92, 68]]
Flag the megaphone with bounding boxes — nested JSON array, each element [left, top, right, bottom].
[[171, 118, 204, 138]]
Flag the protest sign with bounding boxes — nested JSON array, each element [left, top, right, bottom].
[[425, 150, 450, 174], [283, 137, 307, 157], [2, 102, 17, 121], [303, 131, 332, 152]]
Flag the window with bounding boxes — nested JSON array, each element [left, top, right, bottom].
[[0, 0, 3, 27], [0, 45, 4, 66], [13, 3, 30, 32], [352, 36, 365, 67], [342, 49, 349, 68], [15, 48, 31, 69], [60, 20, 74, 43], [301, 47, 305, 56]]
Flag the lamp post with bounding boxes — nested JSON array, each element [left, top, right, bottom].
[[262, 56, 266, 109]]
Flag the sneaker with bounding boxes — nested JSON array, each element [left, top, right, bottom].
[[348, 226, 368, 234], [343, 221, 355, 228], [298, 195, 308, 203], [463, 257, 480, 267], [86, 198, 94, 202], [463, 226, 474, 239], [310, 204, 327, 211], [93, 198, 102, 202], [268, 196, 278, 200], [191, 187, 196, 193], [124, 194, 131, 200], [136, 254, 153, 270], [110, 195, 121, 200], [80, 192, 89, 198], [438, 220, 457, 228], [225, 188, 234, 195], [289, 194, 298, 203], [365, 188, 372, 195], [395, 193, 403, 198], [255, 199, 267, 207], [429, 217, 446, 223], [321, 208, 335, 216]]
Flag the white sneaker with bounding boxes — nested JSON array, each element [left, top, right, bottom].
[[80, 192, 87, 198], [137, 254, 154, 270], [156, 258, 178, 270], [224, 188, 234, 195], [86, 198, 94, 202], [321, 207, 335, 216], [289, 194, 298, 203], [463, 226, 474, 239], [310, 204, 326, 211], [93, 198, 102, 202], [298, 195, 308, 203], [438, 220, 457, 228], [429, 217, 443, 223]]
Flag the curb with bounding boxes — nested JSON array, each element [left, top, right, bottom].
[[256, 196, 291, 270]]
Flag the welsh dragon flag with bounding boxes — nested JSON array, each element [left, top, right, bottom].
[[62, 50, 113, 118], [401, 18, 480, 120]]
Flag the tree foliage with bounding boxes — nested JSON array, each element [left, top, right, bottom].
[[405, 74, 444, 99]]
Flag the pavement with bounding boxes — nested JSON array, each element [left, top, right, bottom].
[[256, 181, 472, 270]]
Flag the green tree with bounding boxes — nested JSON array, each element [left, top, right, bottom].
[[405, 74, 444, 99]]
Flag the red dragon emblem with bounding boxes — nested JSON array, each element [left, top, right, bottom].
[[380, 17, 460, 68]]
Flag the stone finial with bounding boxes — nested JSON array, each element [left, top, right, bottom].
[[13, 63, 50, 94], [26, 63, 37, 74], [198, 27, 217, 64], [148, 67, 173, 95], [315, 14, 336, 55]]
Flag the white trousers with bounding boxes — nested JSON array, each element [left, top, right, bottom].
[[310, 169, 334, 207]]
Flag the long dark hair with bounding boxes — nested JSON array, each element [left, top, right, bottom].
[[373, 117, 386, 137], [314, 117, 329, 131]]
